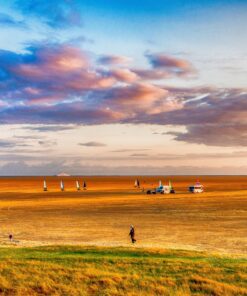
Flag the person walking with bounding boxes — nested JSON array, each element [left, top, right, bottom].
[[129, 225, 136, 243]]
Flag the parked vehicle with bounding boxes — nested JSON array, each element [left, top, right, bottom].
[[146, 180, 175, 194], [188, 181, 204, 193]]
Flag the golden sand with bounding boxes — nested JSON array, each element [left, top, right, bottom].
[[0, 176, 246, 255]]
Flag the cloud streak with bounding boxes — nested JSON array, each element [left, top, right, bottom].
[[24, 125, 77, 132], [0, 13, 27, 28], [78, 141, 106, 147], [98, 55, 131, 65], [0, 139, 32, 148]]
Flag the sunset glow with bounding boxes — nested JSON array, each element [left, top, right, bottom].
[[0, 0, 246, 175]]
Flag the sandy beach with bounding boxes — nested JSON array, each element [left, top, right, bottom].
[[0, 176, 246, 255]]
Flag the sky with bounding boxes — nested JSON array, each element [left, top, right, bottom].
[[0, 0, 246, 175]]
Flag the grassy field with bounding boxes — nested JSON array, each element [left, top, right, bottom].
[[0, 246, 246, 296]]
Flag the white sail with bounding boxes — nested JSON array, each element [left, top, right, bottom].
[[169, 180, 172, 190], [43, 179, 47, 191], [76, 180, 80, 190], [60, 180, 64, 191]]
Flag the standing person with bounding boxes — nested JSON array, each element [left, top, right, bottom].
[[9, 234, 13, 242], [129, 225, 136, 243]]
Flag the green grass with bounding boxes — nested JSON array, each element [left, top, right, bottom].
[[0, 246, 246, 295]]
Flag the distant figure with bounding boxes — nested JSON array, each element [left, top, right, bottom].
[[129, 225, 136, 243], [9, 234, 13, 242], [83, 181, 87, 190]]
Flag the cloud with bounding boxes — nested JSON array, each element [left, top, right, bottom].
[[98, 55, 131, 65], [169, 124, 247, 147], [0, 139, 32, 148], [0, 41, 246, 147], [0, 42, 182, 124], [0, 42, 118, 106], [132, 69, 171, 80], [109, 68, 138, 82], [130, 153, 149, 157], [111, 149, 151, 153], [0, 148, 53, 155], [100, 83, 168, 107], [0, 13, 27, 28], [11, 43, 89, 81], [0, 104, 122, 125], [38, 140, 57, 147], [145, 53, 196, 77], [78, 141, 106, 147], [14, 0, 83, 28], [162, 90, 247, 146], [14, 135, 43, 140], [127, 151, 247, 160], [0, 140, 18, 148], [24, 125, 77, 132]]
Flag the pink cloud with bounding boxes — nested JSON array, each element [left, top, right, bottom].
[[63, 72, 116, 91], [27, 95, 62, 105], [1, 43, 198, 109], [146, 53, 197, 77], [132, 69, 171, 80], [110, 68, 138, 82], [24, 87, 40, 95], [4, 42, 246, 147], [12, 45, 89, 81], [105, 83, 168, 106]]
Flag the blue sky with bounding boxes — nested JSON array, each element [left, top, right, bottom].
[[0, 0, 246, 175], [1, 0, 247, 86]]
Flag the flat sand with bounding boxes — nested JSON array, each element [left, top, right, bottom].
[[0, 176, 246, 255]]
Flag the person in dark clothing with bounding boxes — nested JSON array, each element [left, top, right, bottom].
[[129, 225, 136, 243], [9, 234, 13, 242]]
